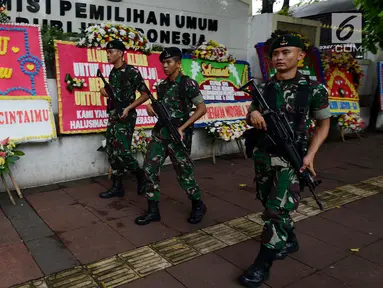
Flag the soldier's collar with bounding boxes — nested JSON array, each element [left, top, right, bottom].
[[166, 72, 183, 84], [270, 71, 305, 84], [112, 62, 127, 71]]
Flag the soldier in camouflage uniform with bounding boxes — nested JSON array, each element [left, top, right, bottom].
[[239, 35, 331, 287], [99, 39, 149, 199], [135, 47, 208, 226]]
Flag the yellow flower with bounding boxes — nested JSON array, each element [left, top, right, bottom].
[[0, 157, 4, 166]]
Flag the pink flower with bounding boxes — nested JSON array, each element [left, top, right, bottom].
[[0, 152, 5, 157], [0, 137, 9, 146]]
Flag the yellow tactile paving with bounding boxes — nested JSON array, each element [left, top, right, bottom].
[[203, 223, 250, 245], [179, 230, 227, 254], [226, 217, 263, 238], [246, 212, 264, 225], [150, 237, 201, 265], [118, 246, 171, 277], [45, 266, 98, 288], [87, 256, 139, 288], [14, 176, 383, 288], [337, 184, 379, 197]]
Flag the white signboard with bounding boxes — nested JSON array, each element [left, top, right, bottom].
[[0, 99, 56, 143], [4, 0, 248, 53]]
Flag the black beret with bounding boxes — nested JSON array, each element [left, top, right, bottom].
[[106, 39, 126, 51], [160, 47, 182, 62], [269, 34, 305, 56]]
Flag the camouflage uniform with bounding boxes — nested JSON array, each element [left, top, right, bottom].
[[142, 73, 204, 202], [106, 64, 147, 176], [135, 47, 207, 226], [100, 62, 148, 198], [248, 72, 331, 251]]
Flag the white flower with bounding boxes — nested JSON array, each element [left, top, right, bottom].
[[99, 28, 106, 36], [119, 30, 126, 36], [214, 121, 222, 127], [210, 128, 216, 133], [129, 32, 136, 39]]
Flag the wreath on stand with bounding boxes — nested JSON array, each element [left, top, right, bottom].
[[337, 111, 365, 142], [76, 22, 151, 53], [192, 40, 236, 63], [205, 120, 251, 164], [321, 51, 365, 141], [0, 137, 25, 205]]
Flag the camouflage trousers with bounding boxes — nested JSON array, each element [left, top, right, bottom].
[[142, 135, 201, 202], [253, 151, 300, 251], [106, 118, 139, 177]]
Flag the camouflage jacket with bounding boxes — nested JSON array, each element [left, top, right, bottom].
[[248, 71, 331, 166], [153, 73, 204, 140], [108, 63, 148, 120]]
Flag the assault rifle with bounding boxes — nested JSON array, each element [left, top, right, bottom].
[[147, 86, 194, 167], [97, 69, 115, 114], [239, 78, 324, 210]]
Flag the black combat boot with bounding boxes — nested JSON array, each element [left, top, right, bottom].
[[274, 229, 299, 260], [187, 199, 207, 224], [134, 168, 146, 195], [135, 200, 161, 225], [239, 245, 277, 288], [99, 175, 124, 198]]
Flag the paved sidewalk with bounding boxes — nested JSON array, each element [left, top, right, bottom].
[[0, 132, 383, 288]]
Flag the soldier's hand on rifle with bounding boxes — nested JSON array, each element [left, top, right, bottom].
[[300, 153, 316, 177], [249, 110, 267, 130], [146, 104, 157, 117], [100, 88, 108, 97]]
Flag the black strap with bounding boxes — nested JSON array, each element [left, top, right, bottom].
[[178, 75, 193, 120], [262, 75, 311, 134], [294, 75, 311, 134]]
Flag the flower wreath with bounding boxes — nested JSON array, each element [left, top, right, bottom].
[[193, 40, 236, 63], [98, 129, 151, 154], [320, 52, 364, 89], [77, 23, 151, 53], [65, 73, 87, 92], [337, 111, 365, 132], [130, 129, 152, 154], [0, 2, 9, 24], [206, 120, 250, 142], [0, 137, 25, 175]]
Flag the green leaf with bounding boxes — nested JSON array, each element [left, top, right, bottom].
[[12, 150, 25, 156], [7, 156, 20, 163]]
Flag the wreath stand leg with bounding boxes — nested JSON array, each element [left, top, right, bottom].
[[212, 139, 216, 165], [236, 139, 247, 160], [8, 169, 23, 199], [340, 129, 345, 142], [1, 174, 16, 205], [356, 131, 363, 140]]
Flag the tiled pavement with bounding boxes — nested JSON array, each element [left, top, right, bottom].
[[1, 132, 383, 288]]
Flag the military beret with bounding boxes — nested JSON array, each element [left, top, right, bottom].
[[106, 39, 126, 51], [269, 34, 305, 56], [160, 47, 182, 62]]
